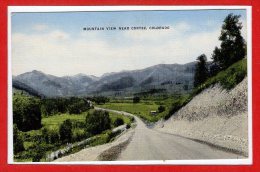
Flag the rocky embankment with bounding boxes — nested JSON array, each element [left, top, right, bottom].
[[155, 77, 248, 156]]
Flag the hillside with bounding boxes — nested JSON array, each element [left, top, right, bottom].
[[155, 75, 248, 156], [12, 80, 44, 98]]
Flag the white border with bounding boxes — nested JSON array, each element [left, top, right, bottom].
[[8, 6, 252, 165]]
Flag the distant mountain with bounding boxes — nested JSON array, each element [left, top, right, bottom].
[[13, 70, 97, 97], [87, 62, 196, 94], [13, 62, 196, 97]]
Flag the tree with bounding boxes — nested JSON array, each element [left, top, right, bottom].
[[85, 110, 111, 135], [92, 96, 109, 105], [212, 13, 246, 69], [59, 119, 73, 143], [133, 96, 140, 103], [67, 98, 89, 114], [194, 54, 209, 87], [209, 61, 221, 77], [13, 95, 42, 131]]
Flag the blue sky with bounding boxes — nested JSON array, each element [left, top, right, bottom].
[[11, 9, 247, 76]]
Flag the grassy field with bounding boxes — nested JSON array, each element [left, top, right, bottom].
[[109, 111, 132, 125], [98, 100, 171, 122], [25, 109, 131, 136], [42, 113, 87, 130]]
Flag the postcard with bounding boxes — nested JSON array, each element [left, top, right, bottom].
[[7, 6, 252, 166]]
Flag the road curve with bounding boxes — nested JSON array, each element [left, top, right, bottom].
[[95, 107, 244, 160]]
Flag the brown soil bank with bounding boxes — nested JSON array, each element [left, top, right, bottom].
[[156, 77, 248, 156]]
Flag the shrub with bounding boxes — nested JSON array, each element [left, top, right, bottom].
[[72, 128, 86, 142], [130, 116, 135, 122], [72, 121, 85, 129], [85, 110, 111, 135], [59, 119, 73, 143], [158, 105, 165, 113], [219, 64, 247, 89], [42, 128, 49, 143], [32, 144, 47, 162], [49, 130, 60, 144], [13, 124, 24, 154], [113, 118, 124, 127], [126, 124, 131, 129], [90, 130, 112, 146], [133, 96, 140, 103]]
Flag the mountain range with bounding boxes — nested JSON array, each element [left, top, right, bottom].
[[13, 62, 196, 97]]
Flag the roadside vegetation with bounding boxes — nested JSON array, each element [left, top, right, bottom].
[[13, 94, 133, 162]]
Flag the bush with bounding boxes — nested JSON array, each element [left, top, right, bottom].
[[72, 121, 85, 129], [72, 128, 86, 142], [133, 96, 140, 103], [219, 64, 247, 89], [126, 124, 131, 129], [32, 144, 47, 162], [85, 110, 111, 135], [59, 119, 73, 143], [90, 130, 112, 146], [158, 105, 165, 113], [13, 125, 24, 154], [130, 116, 135, 122], [49, 130, 60, 144], [113, 118, 124, 127], [42, 128, 49, 143]]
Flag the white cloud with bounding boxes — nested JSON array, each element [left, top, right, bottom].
[[32, 24, 49, 31], [12, 25, 222, 77]]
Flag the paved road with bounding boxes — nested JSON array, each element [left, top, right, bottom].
[[96, 107, 243, 160]]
